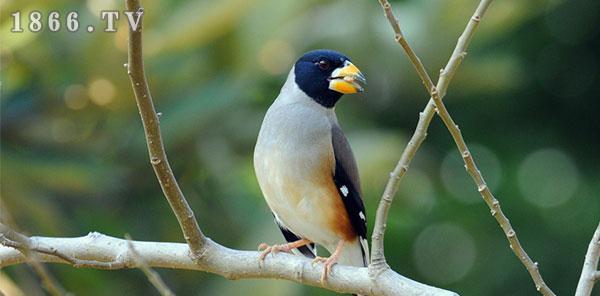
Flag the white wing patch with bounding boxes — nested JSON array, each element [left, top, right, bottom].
[[340, 185, 349, 197], [359, 211, 366, 221]]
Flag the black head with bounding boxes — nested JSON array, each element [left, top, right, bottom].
[[294, 49, 366, 108]]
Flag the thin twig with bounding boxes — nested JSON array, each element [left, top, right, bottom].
[[125, 234, 175, 296], [0, 224, 68, 296], [125, 0, 206, 258], [375, 1, 557, 295], [575, 222, 600, 296], [377, 0, 436, 96], [429, 78, 556, 296], [371, 0, 493, 270]]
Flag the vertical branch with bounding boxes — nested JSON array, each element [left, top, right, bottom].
[[575, 222, 600, 296], [125, 0, 206, 258], [371, 0, 493, 270], [374, 1, 557, 295]]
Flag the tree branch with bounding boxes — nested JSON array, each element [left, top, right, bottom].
[[0, 223, 123, 269], [575, 222, 600, 296], [0, 231, 458, 296], [371, 0, 493, 270], [124, 0, 206, 258], [0, 224, 68, 296], [375, 1, 557, 295], [0, 1, 462, 294], [125, 234, 175, 296], [429, 78, 556, 296]]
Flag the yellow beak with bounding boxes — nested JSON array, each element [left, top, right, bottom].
[[328, 61, 366, 94]]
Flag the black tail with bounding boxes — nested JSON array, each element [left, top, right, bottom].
[[273, 214, 316, 258]]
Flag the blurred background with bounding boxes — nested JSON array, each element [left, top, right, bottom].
[[1, 0, 599, 295]]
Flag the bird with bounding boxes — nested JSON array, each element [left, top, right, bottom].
[[254, 49, 368, 283]]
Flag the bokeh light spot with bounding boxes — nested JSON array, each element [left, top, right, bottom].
[[114, 28, 129, 52], [51, 118, 77, 143], [413, 223, 477, 284], [88, 78, 116, 106], [441, 144, 501, 204], [64, 84, 89, 110], [87, 0, 117, 14], [398, 169, 435, 214], [518, 148, 579, 208]]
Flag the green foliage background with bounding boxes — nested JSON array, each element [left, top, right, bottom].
[[1, 0, 599, 295]]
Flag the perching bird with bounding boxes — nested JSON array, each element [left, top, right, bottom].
[[254, 49, 368, 282]]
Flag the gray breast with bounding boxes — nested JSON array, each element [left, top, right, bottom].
[[253, 82, 342, 247]]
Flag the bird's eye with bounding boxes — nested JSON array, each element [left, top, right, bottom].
[[317, 59, 330, 70]]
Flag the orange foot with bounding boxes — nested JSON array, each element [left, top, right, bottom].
[[258, 238, 311, 266], [311, 240, 345, 283]]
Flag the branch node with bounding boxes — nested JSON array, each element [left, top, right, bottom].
[[383, 194, 393, 203], [461, 150, 470, 158], [471, 15, 481, 22], [400, 164, 409, 173], [507, 229, 516, 238], [86, 232, 102, 240], [151, 157, 161, 165], [478, 184, 487, 193], [368, 258, 391, 279]]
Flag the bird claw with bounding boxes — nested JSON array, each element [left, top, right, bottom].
[[257, 243, 269, 251], [311, 255, 338, 283], [257, 242, 293, 267]]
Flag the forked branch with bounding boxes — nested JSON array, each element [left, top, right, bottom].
[[0, 230, 458, 296], [374, 1, 556, 295], [371, 0, 493, 269]]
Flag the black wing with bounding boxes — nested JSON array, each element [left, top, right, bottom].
[[331, 123, 369, 265], [273, 214, 316, 258]]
